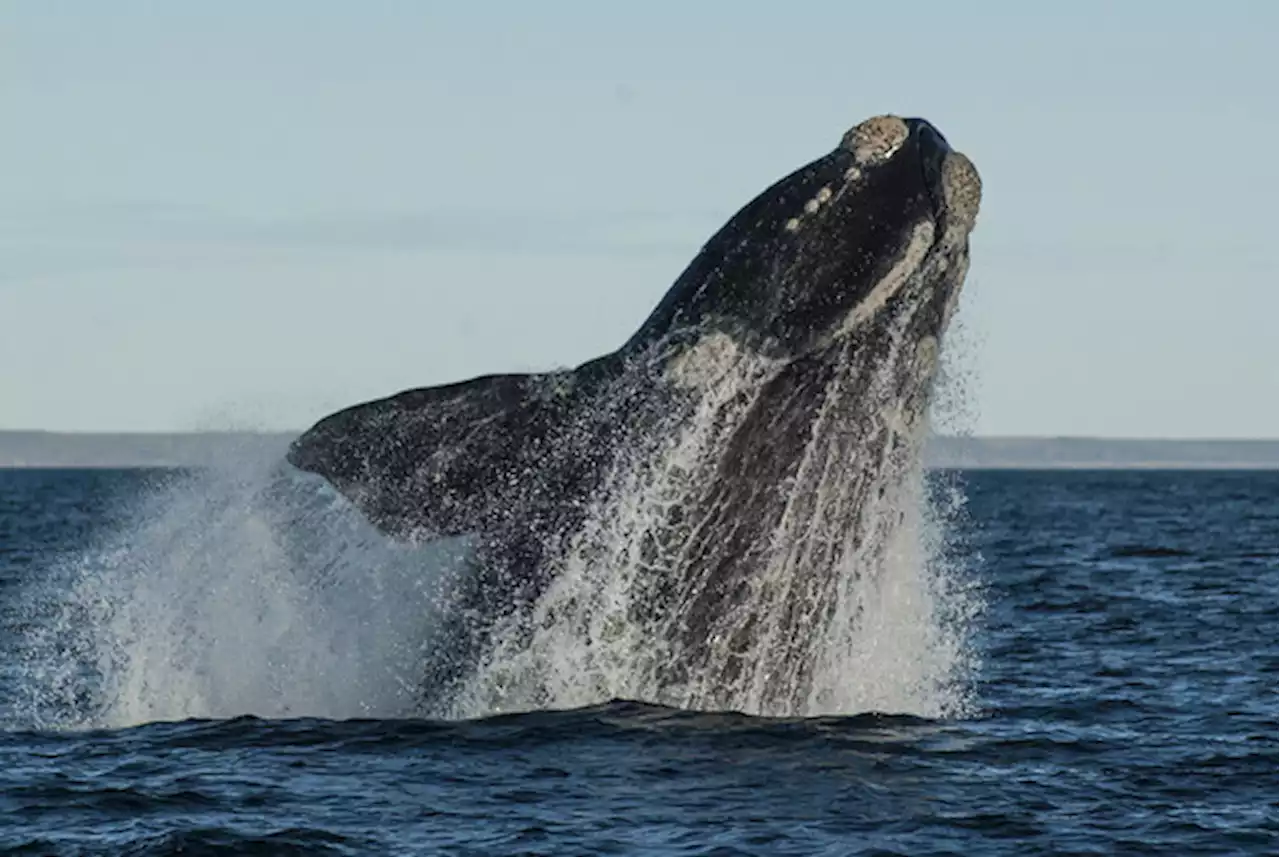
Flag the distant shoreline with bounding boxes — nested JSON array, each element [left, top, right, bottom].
[[0, 431, 1273, 471]]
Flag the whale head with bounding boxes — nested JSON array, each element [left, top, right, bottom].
[[627, 115, 982, 362]]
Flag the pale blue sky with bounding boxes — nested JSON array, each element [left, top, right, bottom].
[[3, 2, 1276, 437]]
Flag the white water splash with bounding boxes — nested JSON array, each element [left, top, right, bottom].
[[16, 458, 465, 729]]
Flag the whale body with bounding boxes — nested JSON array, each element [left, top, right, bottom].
[[288, 115, 982, 714]]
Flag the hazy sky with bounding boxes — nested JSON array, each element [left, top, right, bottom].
[[3, 2, 1276, 437]]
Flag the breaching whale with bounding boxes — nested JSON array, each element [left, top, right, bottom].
[[288, 115, 982, 715]]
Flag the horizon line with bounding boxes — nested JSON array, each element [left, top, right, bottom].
[[2, 429, 1276, 444]]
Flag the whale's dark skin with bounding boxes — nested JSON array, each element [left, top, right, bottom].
[[287, 116, 982, 708]]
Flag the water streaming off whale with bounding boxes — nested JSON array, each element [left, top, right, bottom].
[[450, 299, 977, 719], [15, 300, 978, 728]]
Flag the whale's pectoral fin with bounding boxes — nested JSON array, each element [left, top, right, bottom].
[[287, 369, 605, 541]]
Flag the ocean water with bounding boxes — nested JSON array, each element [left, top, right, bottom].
[[0, 466, 1275, 855]]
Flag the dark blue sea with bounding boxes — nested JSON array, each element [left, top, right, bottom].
[[0, 467, 1274, 855]]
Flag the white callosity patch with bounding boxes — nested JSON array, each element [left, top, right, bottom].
[[804, 185, 832, 215], [785, 184, 838, 234], [941, 152, 982, 251], [841, 115, 910, 166]]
